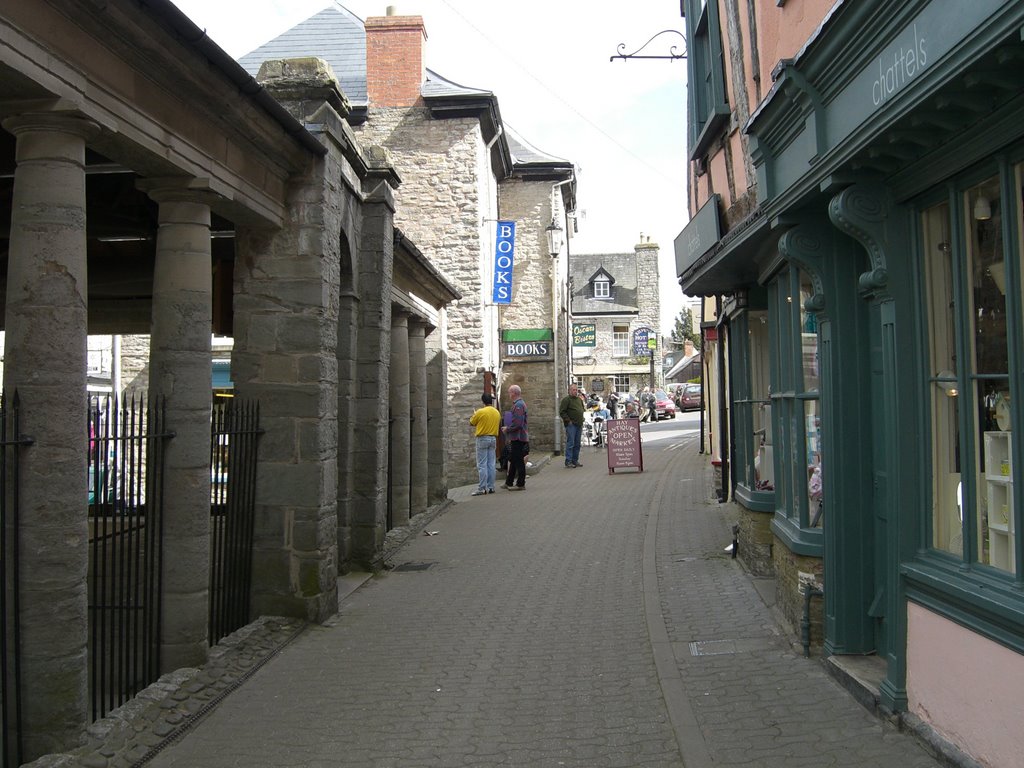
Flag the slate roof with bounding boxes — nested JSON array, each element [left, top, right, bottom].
[[570, 253, 640, 316], [237, 5, 492, 108]]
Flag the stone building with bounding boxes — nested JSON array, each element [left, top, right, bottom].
[[0, 2, 456, 760], [569, 239, 662, 397], [239, 6, 577, 480]]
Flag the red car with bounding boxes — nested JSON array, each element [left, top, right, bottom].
[[677, 383, 702, 411], [653, 390, 676, 420]]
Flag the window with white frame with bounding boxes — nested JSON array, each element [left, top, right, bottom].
[[613, 325, 630, 357], [593, 279, 610, 299]]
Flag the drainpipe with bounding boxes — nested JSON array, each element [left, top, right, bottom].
[[716, 297, 729, 502], [801, 582, 824, 657], [699, 297, 706, 454]]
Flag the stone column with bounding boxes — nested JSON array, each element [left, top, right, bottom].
[[1, 112, 97, 759], [425, 319, 449, 504], [389, 311, 412, 527], [336, 288, 359, 566], [139, 179, 213, 672], [408, 320, 429, 516]]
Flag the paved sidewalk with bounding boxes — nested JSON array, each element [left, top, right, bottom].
[[139, 421, 942, 768]]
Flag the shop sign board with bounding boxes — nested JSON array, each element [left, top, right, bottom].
[[573, 323, 596, 346], [502, 328, 553, 362], [632, 327, 654, 356], [606, 418, 643, 473], [674, 194, 721, 276]]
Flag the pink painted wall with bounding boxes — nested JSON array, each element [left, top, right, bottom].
[[907, 603, 1024, 768], [691, 0, 836, 217], [754, 0, 837, 90]]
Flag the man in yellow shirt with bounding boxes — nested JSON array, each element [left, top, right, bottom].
[[469, 393, 501, 496]]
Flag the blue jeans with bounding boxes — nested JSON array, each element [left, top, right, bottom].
[[475, 435, 497, 490], [564, 422, 582, 465]]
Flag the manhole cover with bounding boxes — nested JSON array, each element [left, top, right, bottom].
[[391, 561, 436, 572]]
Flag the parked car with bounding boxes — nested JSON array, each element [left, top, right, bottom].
[[653, 390, 676, 420], [677, 383, 702, 411]]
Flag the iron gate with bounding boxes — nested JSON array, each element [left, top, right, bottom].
[[87, 393, 170, 721], [0, 393, 32, 768], [208, 399, 261, 646]]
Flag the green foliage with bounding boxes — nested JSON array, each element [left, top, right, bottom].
[[671, 307, 701, 350]]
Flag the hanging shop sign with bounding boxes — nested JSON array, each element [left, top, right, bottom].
[[674, 194, 721, 276], [632, 327, 654, 356], [572, 323, 597, 347], [502, 328, 553, 362], [492, 220, 516, 304]]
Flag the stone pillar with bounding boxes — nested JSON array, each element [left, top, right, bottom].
[[1, 112, 97, 759], [336, 288, 359, 566], [389, 311, 412, 527], [139, 179, 213, 671], [350, 161, 395, 567], [425, 320, 448, 504], [408, 320, 429, 516]]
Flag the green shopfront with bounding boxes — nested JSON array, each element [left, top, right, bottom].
[[678, 2, 1024, 763]]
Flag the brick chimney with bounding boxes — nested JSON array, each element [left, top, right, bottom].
[[365, 8, 427, 107]]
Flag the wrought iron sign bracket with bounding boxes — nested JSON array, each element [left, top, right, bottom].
[[610, 30, 687, 62]]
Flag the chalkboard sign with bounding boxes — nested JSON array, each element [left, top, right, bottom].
[[605, 418, 643, 473]]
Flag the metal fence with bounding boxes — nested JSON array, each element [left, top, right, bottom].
[[87, 393, 171, 721], [208, 399, 261, 646], [0, 392, 260, 755], [0, 393, 32, 768]]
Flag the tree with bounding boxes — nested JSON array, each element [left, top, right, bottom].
[[670, 307, 701, 351]]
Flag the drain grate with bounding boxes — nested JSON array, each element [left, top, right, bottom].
[[391, 561, 436, 572], [688, 638, 773, 656]]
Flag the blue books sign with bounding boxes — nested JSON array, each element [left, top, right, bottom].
[[492, 221, 515, 304]]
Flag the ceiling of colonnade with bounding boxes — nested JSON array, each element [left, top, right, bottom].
[[0, 69, 237, 336]]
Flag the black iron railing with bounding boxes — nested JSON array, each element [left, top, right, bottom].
[[87, 393, 170, 721], [208, 399, 261, 646], [0, 393, 32, 768]]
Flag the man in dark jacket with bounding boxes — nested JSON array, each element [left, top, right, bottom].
[[502, 385, 529, 490], [559, 383, 585, 468]]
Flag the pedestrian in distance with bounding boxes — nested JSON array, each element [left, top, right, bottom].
[[559, 382, 585, 468], [501, 384, 529, 490], [469, 393, 501, 496]]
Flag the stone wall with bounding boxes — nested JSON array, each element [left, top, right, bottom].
[[735, 505, 774, 576], [497, 179, 559, 451], [355, 107, 496, 486], [772, 543, 824, 651]]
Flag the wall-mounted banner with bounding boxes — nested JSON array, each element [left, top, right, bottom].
[[492, 220, 516, 304], [572, 323, 596, 347]]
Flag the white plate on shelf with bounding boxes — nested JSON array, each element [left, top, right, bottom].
[[995, 392, 1011, 431]]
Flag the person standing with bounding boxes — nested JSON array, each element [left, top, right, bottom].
[[502, 384, 529, 490], [559, 382, 585, 468], [469, 393, 501, 496]]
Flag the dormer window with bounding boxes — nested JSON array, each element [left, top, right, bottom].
[[588, 267, 615, 299]]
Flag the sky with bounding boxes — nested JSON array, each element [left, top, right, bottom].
[[169, 0, 691, 333]]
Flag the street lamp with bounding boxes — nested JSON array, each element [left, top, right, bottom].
[[545, 217, 564, 257]]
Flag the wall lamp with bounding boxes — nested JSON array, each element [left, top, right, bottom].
[[546, 217, 564, 258], [936, 370, 959, 398]]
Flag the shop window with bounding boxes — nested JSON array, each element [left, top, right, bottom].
[[770, 266, 823, 549], [923, 170, 1021, 575], [732, 309, 773, 510]]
